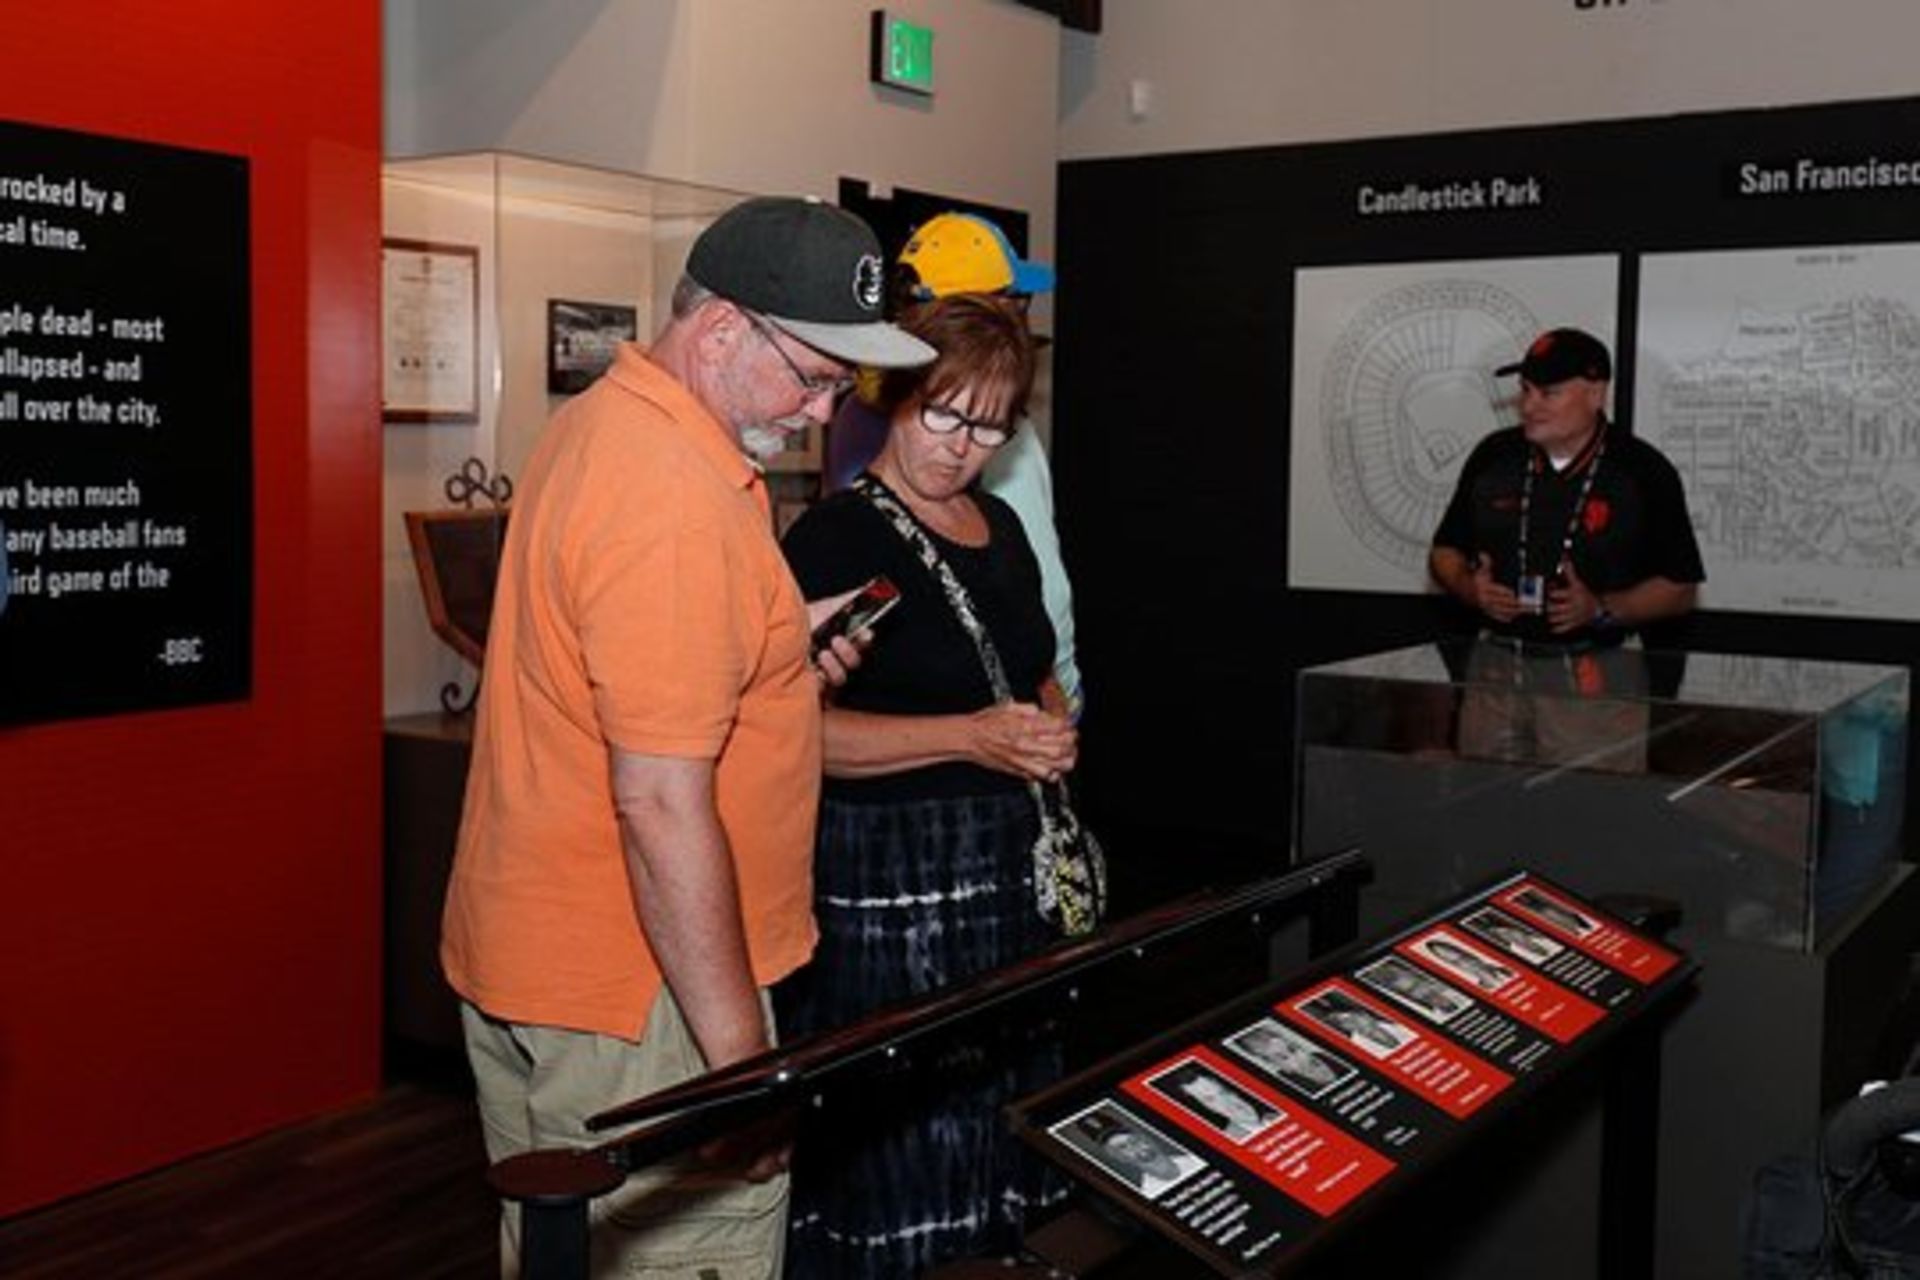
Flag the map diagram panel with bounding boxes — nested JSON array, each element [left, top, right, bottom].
[[1290, 257, 1619, 593], [1636, 243, 1920, 620]]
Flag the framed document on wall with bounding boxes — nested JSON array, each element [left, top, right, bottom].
[[383, 238, 479, 422]]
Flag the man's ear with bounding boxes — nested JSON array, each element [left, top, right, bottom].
[[692, 297, 747, 356]]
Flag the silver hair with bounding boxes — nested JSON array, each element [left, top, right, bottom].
[[671, 274, 718, 319]]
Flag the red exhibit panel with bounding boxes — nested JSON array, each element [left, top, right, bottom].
[[1279, 979, 1513, 1119], [1016, 872, 1696, 1277], [1397, 925, 1606, 1043], [1126, 1046, 1397, 1217], [1495, 879, 1680, 983]]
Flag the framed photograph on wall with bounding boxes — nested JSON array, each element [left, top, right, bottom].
[[383, 238, 480, 422], [548, 299, 638, 394]]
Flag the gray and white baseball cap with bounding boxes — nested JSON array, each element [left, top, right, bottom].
[[687, 196, 934, 368]]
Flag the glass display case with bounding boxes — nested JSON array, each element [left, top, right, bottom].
[[380, 152, 758, 718], [376, 154, 757, 1058], [1296, 638, 1908, 952]]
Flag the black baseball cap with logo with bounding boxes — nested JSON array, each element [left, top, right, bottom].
[[1496, 327, 1613, 386], [687, 196, 934, 369]]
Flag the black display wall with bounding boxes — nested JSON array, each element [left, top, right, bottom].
[[1054, 96, 1920, 907], [0, 119, 250, 725]]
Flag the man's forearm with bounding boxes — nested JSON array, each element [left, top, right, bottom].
[[1429, 546, 1476, 604], [614, 755, 769, 1070], [1599, 577, 1697, 627]]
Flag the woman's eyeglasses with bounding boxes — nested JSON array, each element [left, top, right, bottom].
[[920, 401, 1013, 449]]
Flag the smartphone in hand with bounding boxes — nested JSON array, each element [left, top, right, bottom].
[[810, 576, 901, 658]]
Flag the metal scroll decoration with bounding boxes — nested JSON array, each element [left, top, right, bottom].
[[445, 456, 513, 509]]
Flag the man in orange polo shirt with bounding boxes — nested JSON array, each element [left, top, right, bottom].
[[442, 197, 933, 1279]]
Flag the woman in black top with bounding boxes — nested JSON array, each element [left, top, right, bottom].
[[776, 295, 1077, 1279]]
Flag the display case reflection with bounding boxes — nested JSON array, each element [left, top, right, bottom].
[[1295, 638, 1908, 951]]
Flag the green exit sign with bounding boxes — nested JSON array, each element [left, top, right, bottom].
[[870, 10, 934, 96]]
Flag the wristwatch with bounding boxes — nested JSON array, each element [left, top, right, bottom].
[[1592, 597, 1616, 629]]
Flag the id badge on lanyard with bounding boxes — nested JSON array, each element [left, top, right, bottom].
[[1515, 431, 1606, 615], [1517, 573, 1546, 613]]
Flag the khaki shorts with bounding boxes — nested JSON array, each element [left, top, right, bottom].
[[462, 990, 786, 1279]]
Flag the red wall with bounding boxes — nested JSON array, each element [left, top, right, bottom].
[[0, 3, 383, 1214]]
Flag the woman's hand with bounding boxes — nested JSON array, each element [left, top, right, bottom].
[[969, 701, 1078, 782]]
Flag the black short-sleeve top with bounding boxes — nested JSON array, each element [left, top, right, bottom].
[[781, 477, 1056, 801], [1432, 423, 1705, 643]]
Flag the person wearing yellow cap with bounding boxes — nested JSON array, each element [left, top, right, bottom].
[[898, 209, 1058, 298], [822, 211, 1084, 718]]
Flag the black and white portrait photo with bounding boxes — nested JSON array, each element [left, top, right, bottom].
[[1049, 1101, 1207, 1201], [1294, 988, 1417, 1059], [1410, 933, 1518, 992], [1145, 1059, 1283, 1143], [1510, 887, 1600, 937], [1225, 1018, 1355, 1098], [1358, 955, 1474, 1024], [1461, 907, 1566, 964]]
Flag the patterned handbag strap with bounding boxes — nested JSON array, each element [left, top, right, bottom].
[[851, 473, 1015, 703], [853, 472, 1075, 807], [852, 473, 1103, 934]]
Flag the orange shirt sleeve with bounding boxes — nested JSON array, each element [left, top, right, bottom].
[[562, 421, 756, 760]]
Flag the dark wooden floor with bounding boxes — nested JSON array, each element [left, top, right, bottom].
[[0, 911, 1292, 1280], [0, 1081, 498, 1279]]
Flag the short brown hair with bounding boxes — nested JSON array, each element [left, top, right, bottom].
[[877, 294, 1035, 427]]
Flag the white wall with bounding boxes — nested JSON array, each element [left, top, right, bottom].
[[386, 0, 1060, 264], [1060, 0, 1920, 161], [382, 0, 1064, 716]]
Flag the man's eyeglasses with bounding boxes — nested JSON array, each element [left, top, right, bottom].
[[741, 309, 855, 401], [920, 401, 1013, 449]]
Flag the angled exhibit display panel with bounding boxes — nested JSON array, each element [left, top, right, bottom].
[[1011, 872, 1691, 1277]]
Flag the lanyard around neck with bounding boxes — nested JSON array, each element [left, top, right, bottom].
[[1517, 425, 1606, 581]]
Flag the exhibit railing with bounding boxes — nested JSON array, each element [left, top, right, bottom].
[[485, 849, 1371, 1280]]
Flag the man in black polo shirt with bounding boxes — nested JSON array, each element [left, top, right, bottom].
[[1430, 327, 1704, 645], [1431, 328, 1704, 769]]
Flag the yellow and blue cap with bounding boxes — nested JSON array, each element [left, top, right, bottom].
[[897, 212, 1055, 299]]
